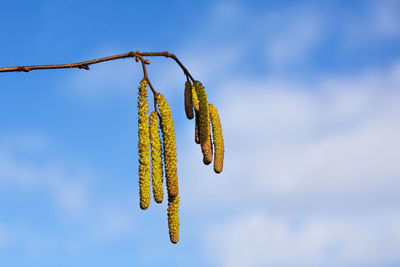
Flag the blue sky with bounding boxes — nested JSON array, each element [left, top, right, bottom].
[[1, 0, 400, 266]]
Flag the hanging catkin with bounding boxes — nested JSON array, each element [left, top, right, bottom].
[[192, 85, 199, 112], [156, 93, 179, 198], [192, 86, 200, 144], [209, 104, 224, 173], [194, 111, 200, 144], [137, 79, 151, 210], [168, 195, 180, 244], [194, 81, 212, 165], [149, 111, 164, 203], [184, 80, 194, 120]]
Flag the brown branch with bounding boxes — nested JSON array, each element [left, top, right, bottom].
[[0, 51, 195, 83]]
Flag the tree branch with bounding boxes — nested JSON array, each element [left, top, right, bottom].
[[0, 51, 195, 83]]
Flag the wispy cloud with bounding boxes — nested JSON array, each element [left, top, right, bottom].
[[174, 1, 400, 256], [0, 132, 137, 252], [182, 61, 400, 205], [177, 61, 400, 266], [206, 211, 400, 267]]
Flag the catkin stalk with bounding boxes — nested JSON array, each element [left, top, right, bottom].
[[209, 104, 225, 173], [149, 111, 164, 203], [137, 79, 151, 210], [156, 93, 179, 198]]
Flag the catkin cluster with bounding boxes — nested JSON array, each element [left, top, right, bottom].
[[5, 51, 225, 246], [185, 80, 225, 174], [135, 75, 224, 245], [136, 80, 179, 244]]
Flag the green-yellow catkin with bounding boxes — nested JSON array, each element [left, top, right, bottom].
[[184, 80, 194, 120], [194, 111, 200, 144], [192, 86, 200, 144], [192, 86, 199, 112], [203, 133, 213, 165], [138, 79, 151, 210], [194, 81, 212, 165], [201, 126, 213, 165], [209, 104, 225, 173], [156, 93, 179, 198], [149, 111, 164, 203], [168, 195, 180, 244]]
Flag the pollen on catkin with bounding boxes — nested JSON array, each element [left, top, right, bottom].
[[209, 104, 224, 173], [194, 81, 212, 164], [168, 195, 180, 244], [137, 79, 151, 210], [149, 111, 164, 203], [184, 80, 194, 120], [156, 93, 179, 198]]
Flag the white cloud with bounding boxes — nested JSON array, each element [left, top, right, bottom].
[[171, 3, 400, 265], [177, 61, 400, 265], [206, 211, 400, 267], [182, 62, 400, 207]]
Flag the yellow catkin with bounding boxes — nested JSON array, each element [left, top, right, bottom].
[[184, 80, 194, 120], [149, 111, 164, 203], [194, 81, 212, 164], [168, 195, 180, 244], [156, 93, 179, 198], [138, 79, 151, 210], [192, 87, 200, 144], [192, 86, 199, 112], [201, 128, 213, 165], [209, 104, 225, 173]]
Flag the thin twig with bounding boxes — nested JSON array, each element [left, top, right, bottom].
[[133, 54, 159, 113], [0, 51, 195, 83], [135, 54, 157, 96]]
